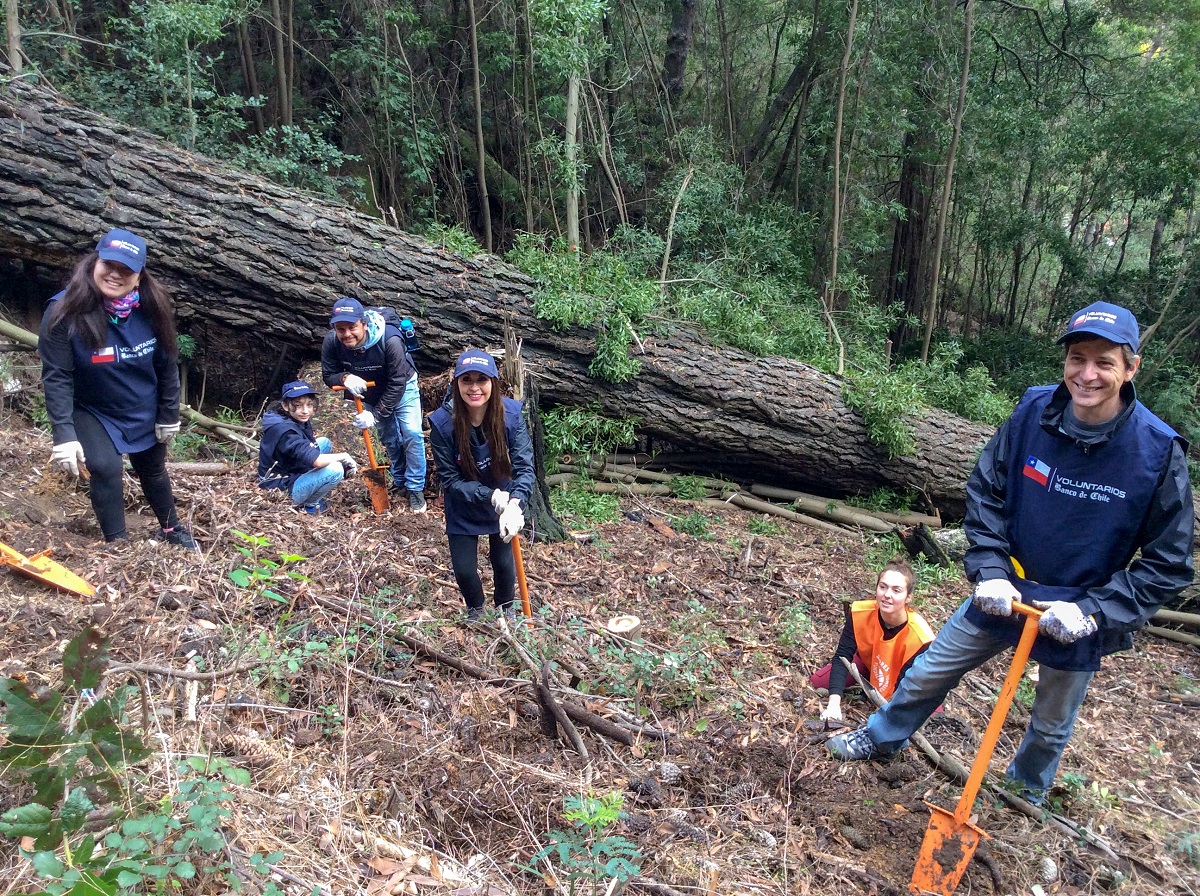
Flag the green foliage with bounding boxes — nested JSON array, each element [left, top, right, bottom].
[[747, 516, 784, 536], [670, 511, 711, 538], [228, 530, 309, 604], [1015, 676, 1036, 710], [509, 235, 658, 382], [528, 0, 610, 78], [28, 392, 51, 432], [232, 125, 364, 200], [176, 334, 197, 361], [1172, 831, 1200, 870], [424, 223, 484, 257], [845, 488, 915, 514], [899, 341, 1015, 426], [542, 404, 636, 466], [669, 475, 709, 500], [528, 792, 640, 896], [551, 482, 620, 528], [0, 630, 281, 895], [842, 369, 921, 459], [776, 603, 813, 647]]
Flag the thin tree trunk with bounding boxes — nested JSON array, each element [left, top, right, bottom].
[[237, 22, 266, 135], [268, 0, 290, 126], [715, 0, 736, 148], [5, 0, 21, 74], [920, 0, 972, 362], [825, 0, 858, 327], [565, 71, 580, 251], [466, 0, 492, 251]]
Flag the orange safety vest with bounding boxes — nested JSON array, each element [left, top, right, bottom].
[[849, 600, 935, 699]]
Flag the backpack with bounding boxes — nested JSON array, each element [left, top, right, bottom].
[[367, 306, 417, 366]]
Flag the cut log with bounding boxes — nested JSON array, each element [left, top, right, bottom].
[[1, 76, 1199, 538]]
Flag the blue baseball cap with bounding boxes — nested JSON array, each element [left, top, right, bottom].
[[281, 380, 318, 400], [1057, 301, 1140, 352], [96, 229, 148, 273], [453, 349, 498, 379], [330, 297, 365, 325]]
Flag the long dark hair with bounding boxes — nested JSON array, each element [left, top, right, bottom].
[[451, 375, 511, 482], [46, 250, 179, 354]]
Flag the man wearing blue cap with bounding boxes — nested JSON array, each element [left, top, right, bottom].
[[828, 301, 1194, 802], [320, 297, 428, 512]]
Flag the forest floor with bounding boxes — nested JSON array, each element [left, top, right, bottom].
[[0, 401, 1198, 896]]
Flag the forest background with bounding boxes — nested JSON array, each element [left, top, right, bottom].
[[5, 0, 1199, 475]]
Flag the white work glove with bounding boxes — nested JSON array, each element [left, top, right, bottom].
[[353, 409, 376, 429], [1031, 600, 1098, 644], [50, 441, 87, 477], [498, 502, 525, 542], [972, 578, 1019, 616], [336, 453, 358, 476], [490, 489, 511, 515], [156, 422, 180, 444], [342, 374, 368, 397], [819, 696, 842, 722]]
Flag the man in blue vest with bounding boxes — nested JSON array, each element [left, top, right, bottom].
[[321, 298, 428, 512], [828, 301, 1194, 802]]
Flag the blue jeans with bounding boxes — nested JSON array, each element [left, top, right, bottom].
[[375, 374, 426, 492], [290, 438, 343, 506], [866, 600, 1095, 799]]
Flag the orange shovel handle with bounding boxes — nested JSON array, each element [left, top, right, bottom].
[[953, 601, 1043, 821], [332, 383, 382, 469], [511, 535, 533, 618]]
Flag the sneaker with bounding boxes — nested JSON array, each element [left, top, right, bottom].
[[502, 604, 518, 621], [161, 526, 200, 551], [408, 490, 427, 514], [826, 726, 886, 762], [301, 498, 330, 514], [466, 606, 484, 623]]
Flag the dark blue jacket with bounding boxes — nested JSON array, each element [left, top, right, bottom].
[[428, 397, 535, 536], [258, 410, 321, 490], [320, 326, 415, 418], [39, 291, 180, 453], [964, 383, 1194, 670]]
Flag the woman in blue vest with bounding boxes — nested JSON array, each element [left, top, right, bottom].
[[39, 229, 197, 548], [428, 350, 535, 622], [258, 380, 358, 512]]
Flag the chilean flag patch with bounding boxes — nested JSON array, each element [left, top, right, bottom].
[[1023, 455, 1051, 487], [91, 347, 116, 364]]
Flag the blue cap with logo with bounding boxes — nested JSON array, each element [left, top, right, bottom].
[[330, 297, 365, 325], [453, 349, 498, 379], [96, 229, 148, 273], [281, 380, 318, 400], [1056, 301, 1140, 352]]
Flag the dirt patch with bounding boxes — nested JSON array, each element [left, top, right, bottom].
[[1, 404, 1197, 895]]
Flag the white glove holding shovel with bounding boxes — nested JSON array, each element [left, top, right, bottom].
[[498, 502, 525, 542]]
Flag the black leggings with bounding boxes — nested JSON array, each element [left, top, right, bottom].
[[447, 533, 516, 611], [74, 408, 179, 541]]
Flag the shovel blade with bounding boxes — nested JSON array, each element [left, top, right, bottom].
[[363, 468, 390, 513], [910, 803, 987, 895]]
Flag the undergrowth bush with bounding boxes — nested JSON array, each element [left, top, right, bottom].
[[542, 405, 636, 468], [509, 235, 659, 382]]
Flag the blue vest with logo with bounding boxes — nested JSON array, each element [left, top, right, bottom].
[[429, 398, 525, 535], [51, 292, 162, 453], [965, 385, 1179, 670]]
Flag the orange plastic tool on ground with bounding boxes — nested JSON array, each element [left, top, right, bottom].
[[0, 540, 96, 597], [910, 600, 1042, 895]]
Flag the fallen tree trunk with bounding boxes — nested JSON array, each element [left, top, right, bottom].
[[1, 76, 1198, 534]]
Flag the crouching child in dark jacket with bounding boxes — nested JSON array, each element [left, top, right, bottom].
[[258, 381, 358, 513]]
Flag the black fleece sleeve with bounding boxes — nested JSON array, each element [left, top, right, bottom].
[[826, 604, 858, 697], [38, 316, 79, 445]]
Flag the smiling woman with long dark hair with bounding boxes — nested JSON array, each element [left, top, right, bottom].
[[428, 349, 535, 622], [38, 229, 197, 548]]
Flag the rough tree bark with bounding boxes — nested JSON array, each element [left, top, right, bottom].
[[1, 75, 1188, 531]]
